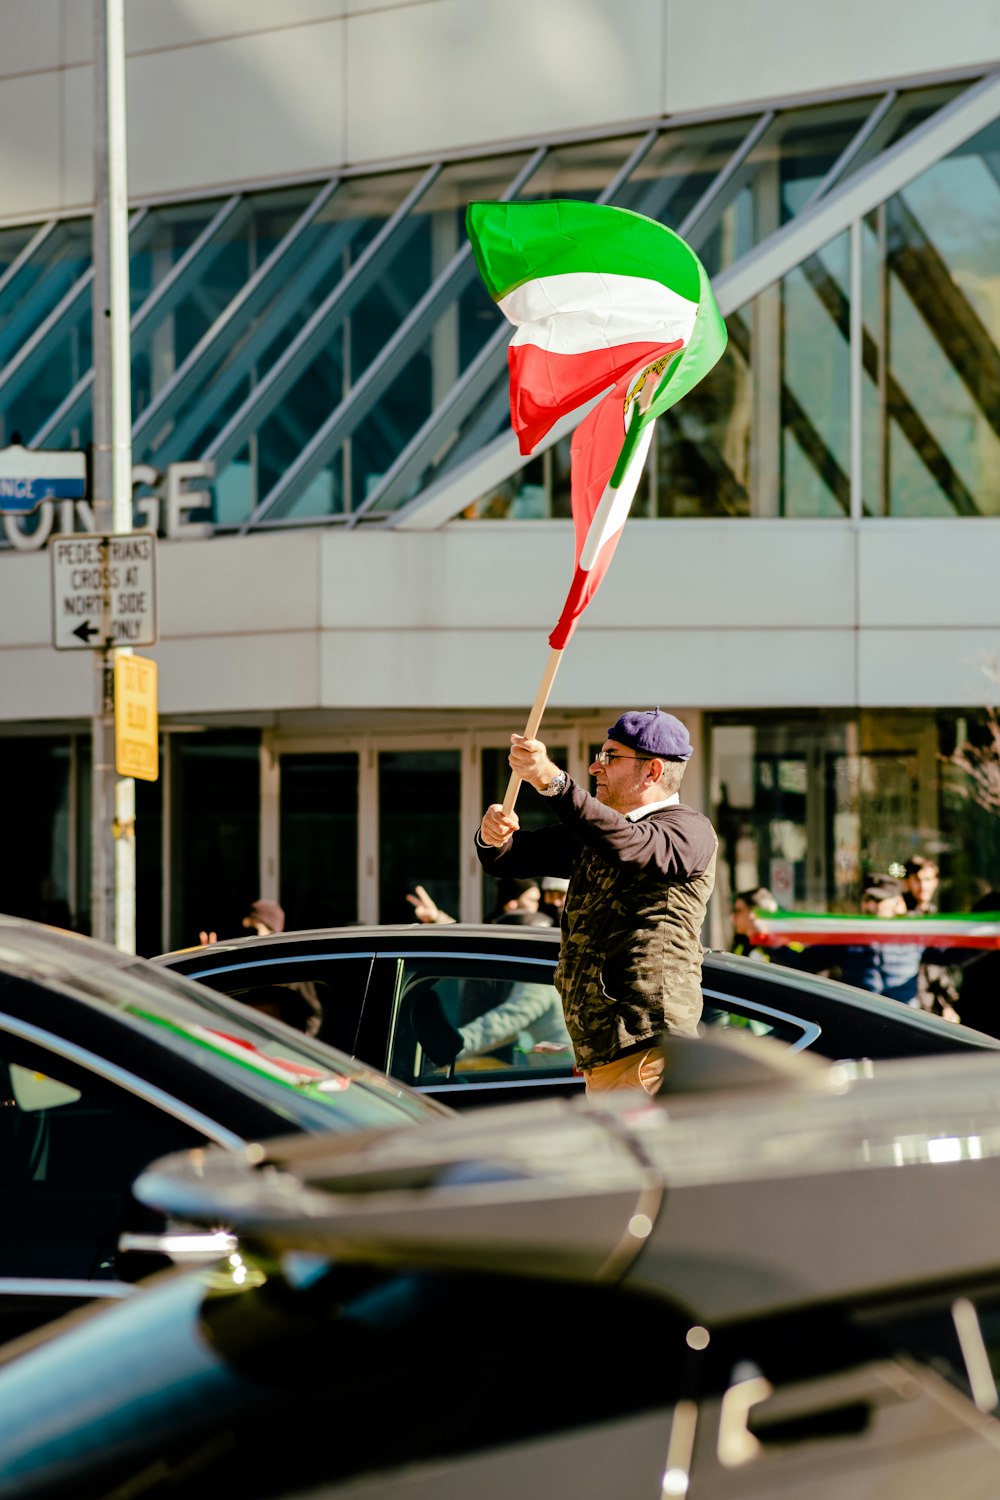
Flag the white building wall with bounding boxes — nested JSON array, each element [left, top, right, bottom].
[[2, 520, 999, 723], [0, 0, 997, 220]]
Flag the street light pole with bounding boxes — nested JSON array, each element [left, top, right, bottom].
[[91, 0, 135, 950]]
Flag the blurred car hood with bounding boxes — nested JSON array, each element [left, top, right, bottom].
[[134, 1034, 1000, 1324]]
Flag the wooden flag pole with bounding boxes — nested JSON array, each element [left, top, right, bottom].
[[501, 646, 564, 817]]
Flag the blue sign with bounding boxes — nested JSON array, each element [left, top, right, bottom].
[[0, 445, 86, 515]]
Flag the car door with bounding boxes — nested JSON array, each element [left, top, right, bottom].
[[0, 1023, 220, 1342]]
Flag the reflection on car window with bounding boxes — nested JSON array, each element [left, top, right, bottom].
[[58, 962, 434, 1129], [701, 1002, 808, 1047], [0, 1037, 205, 1280], [390, 961, 576, 1086]]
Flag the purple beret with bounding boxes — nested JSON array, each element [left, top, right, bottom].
[[607, 708, 692, 760]]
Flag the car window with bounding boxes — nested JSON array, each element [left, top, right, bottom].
[[700, 991, 819, 1051], [58, 961, 438, 1130], [170, 954, 372, 1055], [0, 1030, 206, 1281], [387, 958, 577, 1088]]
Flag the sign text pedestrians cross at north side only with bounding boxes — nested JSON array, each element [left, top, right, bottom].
[[50, 532, 157, 649]]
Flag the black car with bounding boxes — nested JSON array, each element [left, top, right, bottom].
[[5, 1035, 1000, 1499], [156, 923, 1000, 1109], [0, 915, 447, 1341]]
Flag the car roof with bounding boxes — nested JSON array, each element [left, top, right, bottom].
[[156, 922, 1000, 1051], [155, 922, 560, 960]]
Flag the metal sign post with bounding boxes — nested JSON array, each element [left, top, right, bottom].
[[91, 0, 135, 952]]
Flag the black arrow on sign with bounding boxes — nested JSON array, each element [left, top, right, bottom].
[[72, 620, 100, 644]]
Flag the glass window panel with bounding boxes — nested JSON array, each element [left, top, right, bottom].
[[0, 737, 73, 929], [687, 99, 878, 279], [149, 171, 428, 497], [378, 749, 460, 923], [653, 315, 752, 516], [128, 200, 224, 315], [781, 232, 851, 517], [0, 218, 91, 369], [613, 118, 760, 231], [710, 715, 852, 922], [217, 160, 532, 524], [390, 958, 574, 1087], [709, 708, 1000, 935], [862, 116, 1000, 518], [514, 136, 647, 202], [840, 82, 966, 184], [0, 222, 37, 280], [4, 312, 92, 447], [279, 753, 359, 928], [170, 731, 260, 950]]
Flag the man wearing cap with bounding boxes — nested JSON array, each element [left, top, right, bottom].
[[475, 708, 718, 1094]]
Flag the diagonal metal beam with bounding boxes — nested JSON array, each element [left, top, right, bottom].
[[132, 176, 346, 460], [0, 231, 89, 371], [241, 149, 549, 530], [885, 192, 1000, 445], [389, 69, 1000, 530], [30, 194, 246, 449], [200, 165, 442, 483], [711, 69, 1000, 315], [803, 92, 897, 208], [0, 209, 146, 414], [676, 111, 775, 245], [0, 219, 60, 308], [799, 252, 979, 515], [346, 131, 660, 525]]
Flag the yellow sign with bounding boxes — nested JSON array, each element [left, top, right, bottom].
[[114, 653, 158, 781]]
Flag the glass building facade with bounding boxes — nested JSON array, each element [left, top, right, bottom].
[[1, 75, 997, 536], [1, 74, 1000, 948]]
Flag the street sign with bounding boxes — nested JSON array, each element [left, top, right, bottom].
[[0, 444, 86, 514], [114, 654, 158, 781], [50, 531, 157, 649]]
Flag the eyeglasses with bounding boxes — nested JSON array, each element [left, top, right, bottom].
[[593, 749, 653, 766]]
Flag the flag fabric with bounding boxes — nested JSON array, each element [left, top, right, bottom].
[[466, 199, 727, 649], [751, 909, 1000, 949]]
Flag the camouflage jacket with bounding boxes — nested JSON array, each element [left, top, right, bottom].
[[476, 778, 718, 1071]]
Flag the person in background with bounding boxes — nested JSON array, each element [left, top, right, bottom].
[[199, 897, 285, 946], [729, 886, 779, 959], [236, 982, 324, 1036], [831, 877, 923, 1007], [490, 877, 554, 927], [405, 885, 456, 925], [242, 899, 285, 936], [539, 875, 569, 920], [405, 878, 554, 927], [902, 856, 939, 914]]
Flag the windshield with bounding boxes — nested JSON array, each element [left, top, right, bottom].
[[0, 921, 443, 1131]]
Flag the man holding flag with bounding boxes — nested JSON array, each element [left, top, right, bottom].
[[465, 200, 726, 1092], [476, 709, 717, 1095]]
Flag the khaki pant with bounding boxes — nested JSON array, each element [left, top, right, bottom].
[[584, 1046, 664, 1096]]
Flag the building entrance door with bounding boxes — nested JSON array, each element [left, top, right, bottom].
[[711, 718, 850, 915]]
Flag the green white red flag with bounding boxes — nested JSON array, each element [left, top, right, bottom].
[[752, 910, 1000, 949], [466, 198, 727, 648]]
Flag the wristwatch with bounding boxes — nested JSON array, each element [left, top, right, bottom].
[[540, 769, 568, 797]]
